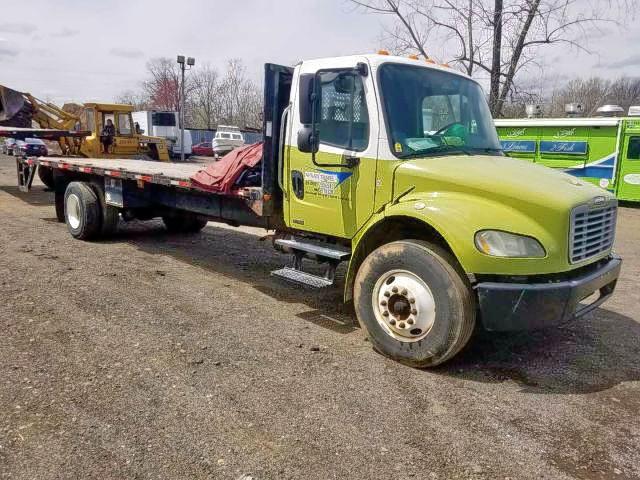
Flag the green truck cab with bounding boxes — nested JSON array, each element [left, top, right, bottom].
[[19, 54, 622, 367], [496, 117, 640, 202]]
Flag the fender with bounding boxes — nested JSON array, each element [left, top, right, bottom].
[[344, 190, 567, 302]]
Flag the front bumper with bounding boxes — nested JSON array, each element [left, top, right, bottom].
[[477, 255, 622, 331]]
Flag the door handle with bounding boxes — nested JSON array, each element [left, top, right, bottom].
[[341, 155, 360, 168], [291, 170, 304, 199]]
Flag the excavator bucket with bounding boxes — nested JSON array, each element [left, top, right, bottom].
[[0, 85, 34, 128]]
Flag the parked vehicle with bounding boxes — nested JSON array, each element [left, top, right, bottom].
[[211, 126, 244, 156], [132, 110, 192, 158], [16, 54, 621, 368], [13, 137, 48, 157], [192, 141, 214, 156], [496, 115, 640, 202], [2, 138, 17, 155]]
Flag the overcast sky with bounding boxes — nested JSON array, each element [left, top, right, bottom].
[[1, 0, 639, 105]]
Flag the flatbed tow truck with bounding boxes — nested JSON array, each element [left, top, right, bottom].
[[14, 54, 622, 367]]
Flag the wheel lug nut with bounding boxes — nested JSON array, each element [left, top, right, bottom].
[[392, 286, 398, 293], [408, 318, 414, 325], [409, 298, 415, 304], [380, 300, 387, 306], [411, 309, 417, 315], [382, 311, 389, 317], [398, 322, 406, 329], [389, 319, 396, 325], [384, 291, 391, 297], [401, 289, 407, 295]]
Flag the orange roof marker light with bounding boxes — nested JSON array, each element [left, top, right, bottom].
[[408, 54, 419, 60], [440, 63, 451, 68], [425, 58, 436, 64], [377, 49, 390, 55]]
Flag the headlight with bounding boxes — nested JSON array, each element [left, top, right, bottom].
[[475, 230, 545, 258]]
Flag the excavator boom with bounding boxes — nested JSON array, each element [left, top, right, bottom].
[[0, 84, 79, 130], [0, 85, 35, 128]]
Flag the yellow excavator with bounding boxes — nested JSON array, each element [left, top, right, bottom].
[[0, 84, 170, 187]]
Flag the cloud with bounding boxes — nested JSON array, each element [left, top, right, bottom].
[[0, 46, 18, 57], [110, 47, 144, 59], [52, 28, 80, 38], [0, 39, 18, 57], [0, 23, 37, 35], [603, 54, 640, 69]]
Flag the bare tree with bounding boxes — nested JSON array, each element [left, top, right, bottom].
[[142, 57, 196, 112], [549, 76, 640, 116], [117, 57, 263, 129], [114, 90, 149, 110], [218, 59, 263, 129], [190, 64, 222, 129], [350, 0, 635, 116]]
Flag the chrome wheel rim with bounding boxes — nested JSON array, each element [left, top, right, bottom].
[[372, 269, 436, 342], [66, 193, 81, 229]]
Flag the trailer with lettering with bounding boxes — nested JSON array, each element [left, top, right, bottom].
[[495, 117, 640, 202]]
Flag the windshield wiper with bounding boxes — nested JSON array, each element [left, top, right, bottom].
[[467, 147, 504, 155], [399, 145, 472, 159]]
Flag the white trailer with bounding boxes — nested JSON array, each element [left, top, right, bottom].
[[132, 111, 192, 158]]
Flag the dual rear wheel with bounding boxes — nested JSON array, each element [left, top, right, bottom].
[[62, 181, 208, 240]]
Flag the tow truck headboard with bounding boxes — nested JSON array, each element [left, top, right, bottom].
[[262, 63, 293, 216]]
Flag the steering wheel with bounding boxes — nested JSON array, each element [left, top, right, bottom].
[[434, 122, 466, 136]]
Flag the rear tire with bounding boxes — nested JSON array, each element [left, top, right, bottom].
[[37, 166, 55, 190], [162, 213, 208, 233], [64, 182, 101, 240], [353, 240, 475, 368]]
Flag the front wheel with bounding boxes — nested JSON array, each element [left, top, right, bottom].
[[353, 240, 475, 368]]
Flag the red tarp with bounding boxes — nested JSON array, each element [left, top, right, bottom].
[[190, 142, 263, 193]]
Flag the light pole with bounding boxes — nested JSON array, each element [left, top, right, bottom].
[[177, 55, 195, 162]]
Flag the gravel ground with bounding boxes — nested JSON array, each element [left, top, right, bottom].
[[0, 153, 638, 480]]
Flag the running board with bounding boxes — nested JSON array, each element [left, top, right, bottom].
[[271, 236, 350, 288], [271, 267, 334, 288], [274, 237, 351, 261]]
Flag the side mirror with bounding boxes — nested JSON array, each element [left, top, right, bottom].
[[297, 125, 318, 153], [298, 73, 316, 125]]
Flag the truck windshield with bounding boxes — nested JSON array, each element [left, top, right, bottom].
[[152, 112, 176, 127], [379, 64, 501, 159]]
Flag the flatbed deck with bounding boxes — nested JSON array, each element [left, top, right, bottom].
[[32, 156, 209, 189]]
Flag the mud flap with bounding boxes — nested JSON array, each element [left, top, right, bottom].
[[104, 177, 123, 207]]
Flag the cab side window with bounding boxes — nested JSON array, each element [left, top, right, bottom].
[[627, 137, 640, 160], [83, 108, 95, 132], [318, 71, 369, 151], [118, 113, 132, 135]]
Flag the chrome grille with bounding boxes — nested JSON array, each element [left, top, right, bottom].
[[569, 200, 617, 264]]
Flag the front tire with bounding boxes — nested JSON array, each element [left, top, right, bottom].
[[64, 182, 101, 240], [353, 240, 475, 368]]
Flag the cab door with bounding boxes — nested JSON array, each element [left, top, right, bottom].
[[113, 112, 139, 156], [617, 133, 640, 201], [285, 59, 378, 239]]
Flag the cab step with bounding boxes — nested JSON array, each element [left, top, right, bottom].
[[274, 237, 351, 260], [271, 236, 350, 288], [271, 267, 334, 288]]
